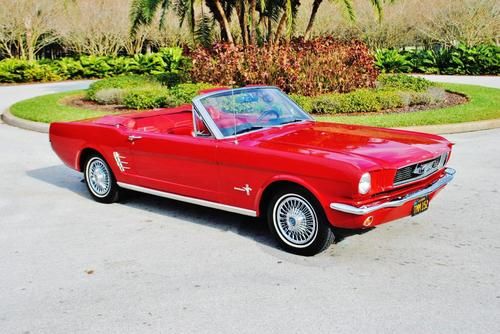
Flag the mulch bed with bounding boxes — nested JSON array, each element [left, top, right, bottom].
[[62, 90, 468, 115], [62, 94, 138, 113]]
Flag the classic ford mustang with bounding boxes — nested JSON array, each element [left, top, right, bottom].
[[50, 86, 455, 255]]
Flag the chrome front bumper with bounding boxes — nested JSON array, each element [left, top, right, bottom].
[[330, 168, 456, 215]]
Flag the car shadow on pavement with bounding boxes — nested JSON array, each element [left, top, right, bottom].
[[27, 165, 277, 248], [28, 165, 369, 252]]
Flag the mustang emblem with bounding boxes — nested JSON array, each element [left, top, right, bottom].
[[234, 184, 252, 196], [413, 160, 438, 175]]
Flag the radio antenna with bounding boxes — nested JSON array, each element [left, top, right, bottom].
[[232, 85, 238, 144]]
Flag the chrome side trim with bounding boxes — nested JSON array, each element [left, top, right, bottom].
[[113, 152, 130, 172], [117, 182, 257, 217], [330, 168, 456, 215]]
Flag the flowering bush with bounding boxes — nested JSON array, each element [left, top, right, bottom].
[[190, 37, 378, 96]]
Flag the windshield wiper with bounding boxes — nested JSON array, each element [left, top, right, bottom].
[[281, 118, 306, 125]]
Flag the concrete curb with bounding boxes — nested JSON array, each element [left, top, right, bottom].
[[1, 109, 49, 133], [3, 104, 500, 135], [397, 118, 500, 134]]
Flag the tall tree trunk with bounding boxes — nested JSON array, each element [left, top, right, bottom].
[[213, 0, 234, 44], [237, 0, 248, 45], [304, 0, 323, 40], [26, 31, 34, 61], [17, 34, 26, 60], [267, 16, 273, 45], [274, 11, 287, 44], [249, 0, 257, 44]]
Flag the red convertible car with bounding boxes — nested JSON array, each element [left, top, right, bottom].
[[50, 86, 455, 255]]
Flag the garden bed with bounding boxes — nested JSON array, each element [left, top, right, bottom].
[[62, 89, 468, 116], [338, 90, 468, 116], [10, 83, 499, 128]]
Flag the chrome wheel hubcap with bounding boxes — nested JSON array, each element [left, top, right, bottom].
[[274, 194, 318, 247], [87, 158, 111, 197]]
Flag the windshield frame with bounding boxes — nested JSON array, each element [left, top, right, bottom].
[[191, 86, 313, 140]]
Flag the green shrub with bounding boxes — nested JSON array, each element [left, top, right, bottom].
[[94, 88, 126, 105], [374, 49, 412, 73], [0, 59, 60, 82], [86, 75, 160, 101], [156, 72, 183, 88], [289, 94, 314, 113], [123, 88, 177, 109], [169, 83, 216, 104], [375, 90, 405, 109], [375, 44, 500, 75], [0, 47, 192, 84], [312, 89, 382, 114], [377, 74, 433, 92], [408, 92, 433, 106]]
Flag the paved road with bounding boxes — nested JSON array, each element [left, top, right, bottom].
[[0, 80, 94, 113], [415, 75, 500, 89], [1, 85, 500, 333]]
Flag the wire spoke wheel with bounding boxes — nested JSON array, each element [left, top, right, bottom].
[[86, 157, 111, 197], [273, 194, 318, 248]]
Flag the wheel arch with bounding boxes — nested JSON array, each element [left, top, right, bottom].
[[256, 176, 324, 217], [77, 147, 103, 172]]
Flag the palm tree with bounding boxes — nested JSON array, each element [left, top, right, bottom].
[[131, 0, 235, 44], [303, 0, 389, 40], [130, 0, 172, 33]]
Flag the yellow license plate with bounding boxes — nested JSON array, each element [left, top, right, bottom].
[[412, 196, 429, 216]]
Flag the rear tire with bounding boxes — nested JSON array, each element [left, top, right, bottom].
[[266, 185, 334, 256], [84, 154, 120, 203]]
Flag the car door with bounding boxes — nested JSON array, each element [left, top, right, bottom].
[[123, 131, 220, 203]]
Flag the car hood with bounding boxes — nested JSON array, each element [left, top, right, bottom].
[[254, 121, 450, 170]]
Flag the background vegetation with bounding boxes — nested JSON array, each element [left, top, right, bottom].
[[0, 0, 498, 60]]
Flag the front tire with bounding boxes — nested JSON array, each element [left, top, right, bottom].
[[84, 155, 120, 203], [266, 185, 335, 256]]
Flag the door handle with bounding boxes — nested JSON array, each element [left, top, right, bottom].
[[128, 135, 142, 142]]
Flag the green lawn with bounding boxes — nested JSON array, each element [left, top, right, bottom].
[[10, 90, 111, 123], [9, 83, 500, 126], [315, 83, 500, 127]]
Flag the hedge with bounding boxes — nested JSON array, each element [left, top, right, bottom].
[[86, 76, 216, 109], [0, 47, 190, 83], [290, 75, 446, 114], [190, 37, 379, 96], [375, 43, 499, 75]]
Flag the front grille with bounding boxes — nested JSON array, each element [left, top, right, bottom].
[[394, 154, 445, 186]]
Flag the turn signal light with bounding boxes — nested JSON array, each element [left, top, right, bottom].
[[363, 216, 374, 227]]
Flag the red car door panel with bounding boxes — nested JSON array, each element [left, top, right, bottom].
[[125, 131, 219, 202]]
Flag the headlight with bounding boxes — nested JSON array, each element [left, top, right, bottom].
[[358, 172, 371, 194]]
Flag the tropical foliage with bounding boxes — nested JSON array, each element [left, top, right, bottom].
[[0, 47, 190, 83], [190, 37, 379, 96], [375, 44, 500, 75]]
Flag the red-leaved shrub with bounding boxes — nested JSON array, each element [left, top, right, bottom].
[[189, 37, 378, 96]]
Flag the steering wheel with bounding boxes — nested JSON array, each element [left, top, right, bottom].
[[257, 109, 280, 122]]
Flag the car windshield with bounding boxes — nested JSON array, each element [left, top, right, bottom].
[[197, 87, 312, 137]]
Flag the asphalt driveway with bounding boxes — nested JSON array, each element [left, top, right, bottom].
[[0, 79, 499, 333]]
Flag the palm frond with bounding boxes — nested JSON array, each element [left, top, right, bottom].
[[370, 0, 383, 22], [130, 0, 171, 34], [175, 0, 195, 33], [195, 14, 214, 48]]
